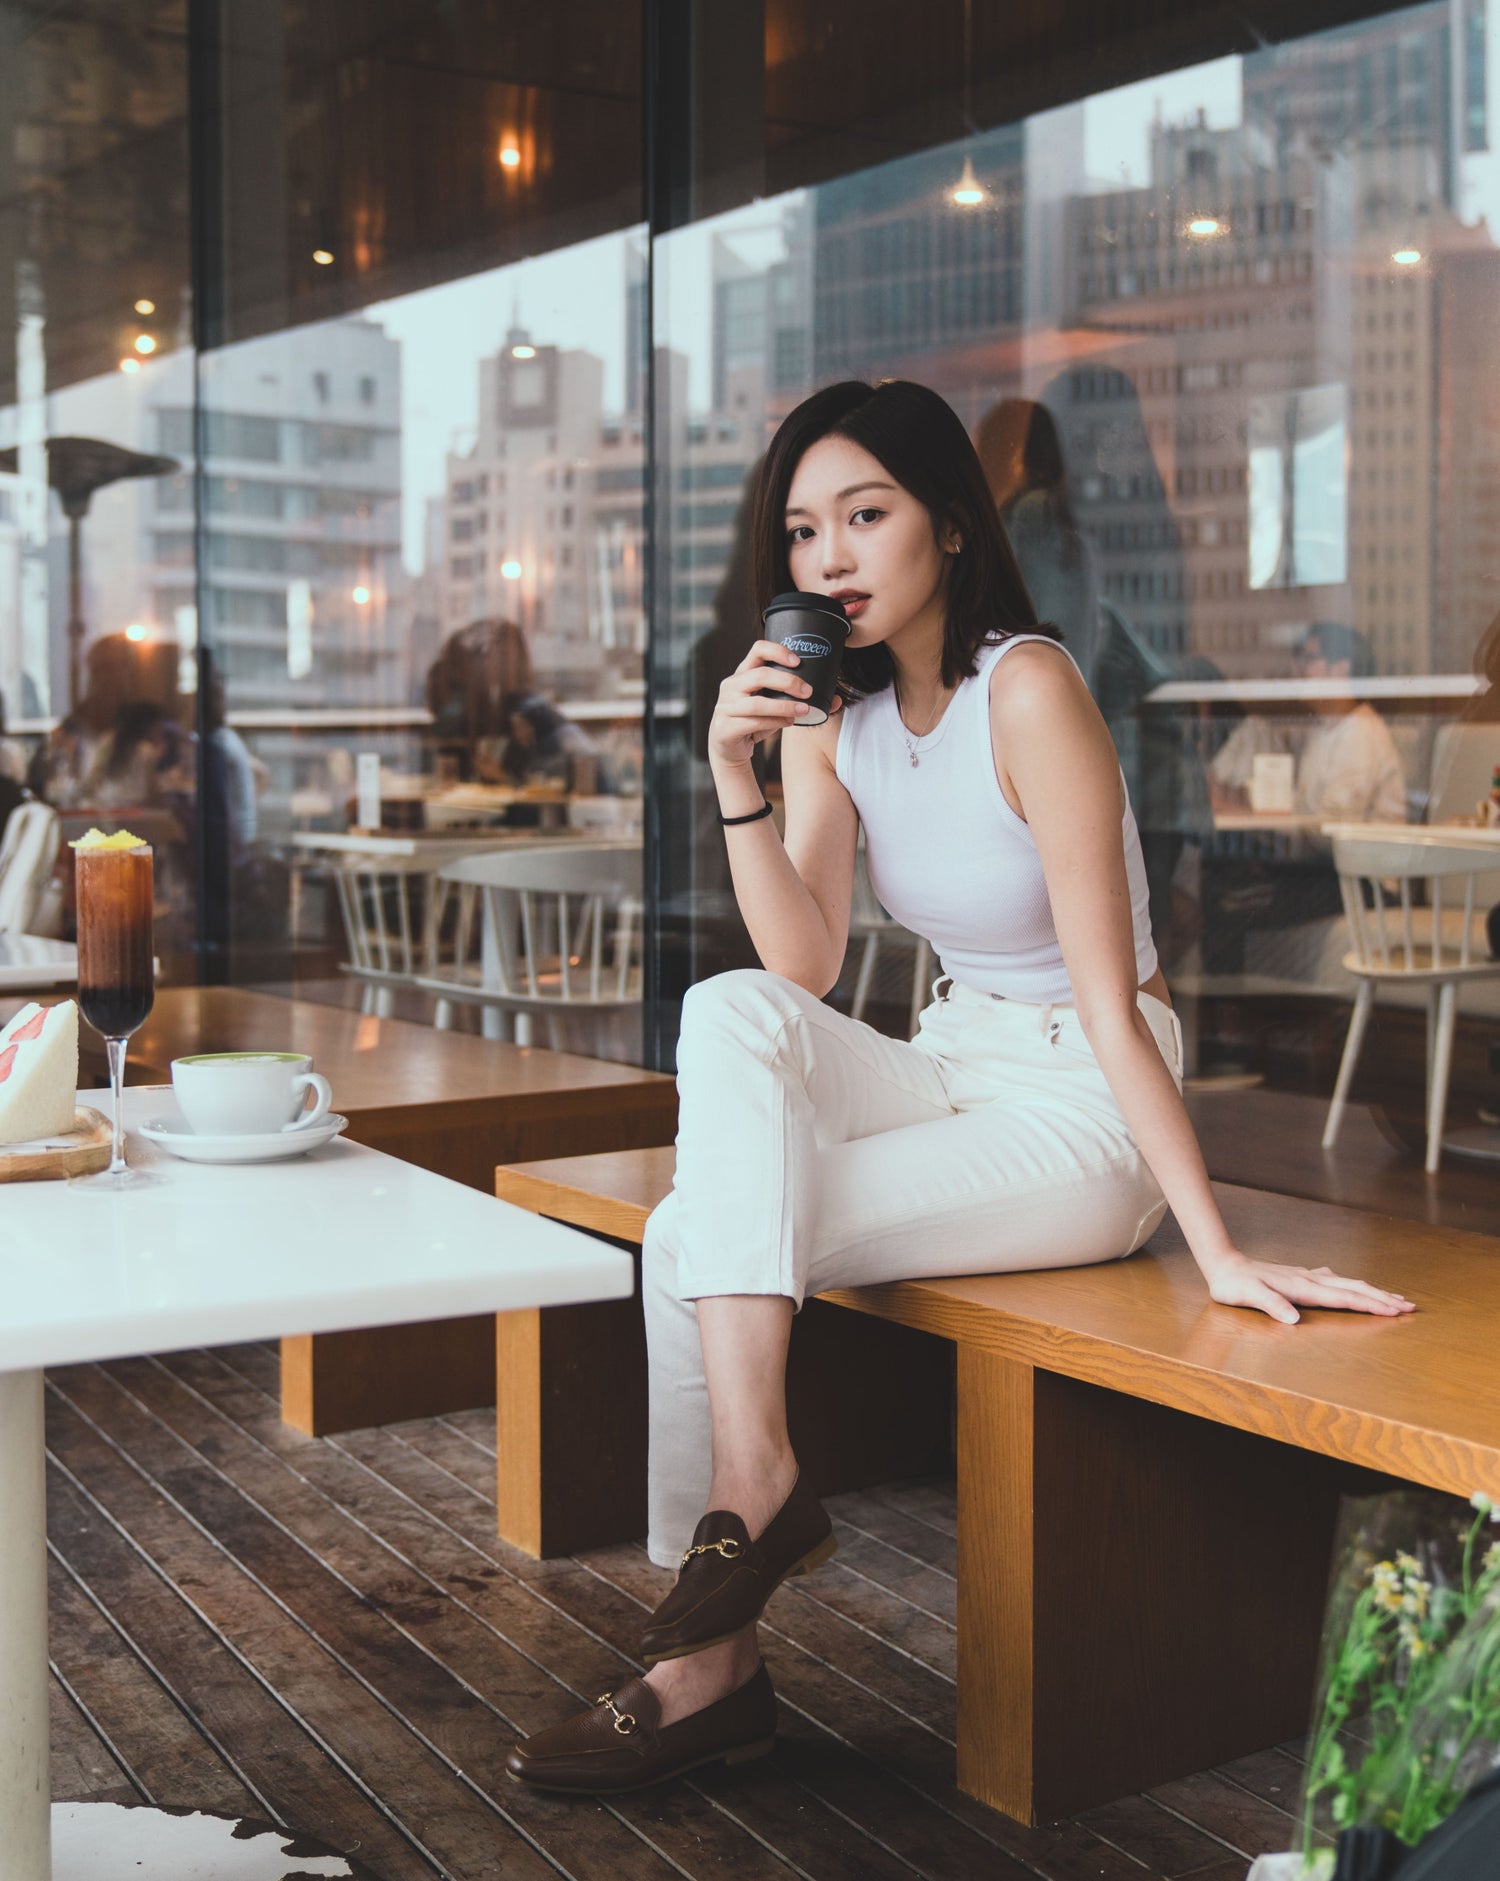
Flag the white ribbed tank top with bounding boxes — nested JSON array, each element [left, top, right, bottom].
[[833, 633, 1157, 1004]]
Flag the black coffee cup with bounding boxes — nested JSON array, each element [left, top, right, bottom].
[[757, 592, 850, 727]]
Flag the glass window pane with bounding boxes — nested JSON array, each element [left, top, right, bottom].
[[652, 0, 1500, 1199]]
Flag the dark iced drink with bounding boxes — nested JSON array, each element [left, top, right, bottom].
[[76, 844, 155, 1042], [757, 592, 850, 727]]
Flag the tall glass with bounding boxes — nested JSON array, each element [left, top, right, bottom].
[[74, 843, 156, 1187]]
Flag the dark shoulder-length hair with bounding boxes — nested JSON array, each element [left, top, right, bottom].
[[749, 379, 1053, 700]]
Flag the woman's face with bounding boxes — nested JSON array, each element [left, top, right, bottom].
[[783, 435, 954, 650]]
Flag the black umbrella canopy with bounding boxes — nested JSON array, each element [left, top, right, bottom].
[[0, 435, 179, 517]]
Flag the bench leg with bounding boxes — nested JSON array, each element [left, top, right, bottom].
[[957, 1347, 1350, 1823], [495, 1289, 650, 1557]]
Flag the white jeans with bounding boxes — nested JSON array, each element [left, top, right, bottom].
[[643, 968, 1184, 1567]]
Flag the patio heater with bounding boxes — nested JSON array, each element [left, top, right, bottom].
[[0, 435, 178, 711]]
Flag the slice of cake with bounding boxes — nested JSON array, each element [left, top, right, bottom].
[[0, 999, 79, 1145]]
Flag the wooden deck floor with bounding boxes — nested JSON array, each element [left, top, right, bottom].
[[46, 1340, 1316, 1881]]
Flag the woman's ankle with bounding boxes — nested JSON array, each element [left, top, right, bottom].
[[645, 1631, 759, 1726], [706, 1445, 798, 1539]]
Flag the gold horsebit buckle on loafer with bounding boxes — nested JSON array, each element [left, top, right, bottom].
[[595, 1691, 638, 1736], [679, 1536, 744, 1569]]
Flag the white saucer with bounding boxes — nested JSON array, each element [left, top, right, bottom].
[[138, 1113, 349, 1165]]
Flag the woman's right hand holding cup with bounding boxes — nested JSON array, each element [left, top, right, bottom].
[[708, 640, 825, 775]]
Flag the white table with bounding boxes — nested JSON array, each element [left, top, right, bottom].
[[0, 935, 76, 992], [0, 1085, 633, 1879]]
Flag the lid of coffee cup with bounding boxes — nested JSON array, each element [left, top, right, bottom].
[[764, 591, 851, 639]]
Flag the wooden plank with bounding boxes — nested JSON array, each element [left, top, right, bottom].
[[43, 1452, 438, 1878], [48, 1677, 139, 1807], [46, 1551, 262, 1820], [45, 1377, 560, 1880], [135, 1349, 938, 1880]]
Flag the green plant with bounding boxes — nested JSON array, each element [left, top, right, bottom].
[[1300, 1493, 1500, 1864]]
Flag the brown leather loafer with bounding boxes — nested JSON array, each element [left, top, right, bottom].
[[504, 1663, 777, 1794], [639, 1469, 836, 1664]]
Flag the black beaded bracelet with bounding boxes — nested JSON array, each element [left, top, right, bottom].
[[718, 800, 774, 826]]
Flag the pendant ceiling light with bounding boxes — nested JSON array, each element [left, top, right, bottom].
[[950, 0, 987, 208]]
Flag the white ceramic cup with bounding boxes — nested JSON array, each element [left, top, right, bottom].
[[171, 1052, 333, 1138]]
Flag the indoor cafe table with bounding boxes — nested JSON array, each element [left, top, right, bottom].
[[0, 1084, 634, 1880]]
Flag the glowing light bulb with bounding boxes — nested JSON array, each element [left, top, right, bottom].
[[119, 358, 141, 375], [312, 248, 334, 266], [133, 334, 157, 355], [499, 142, 521, 169], [351, 585, 371, 605], [1392, 248, 1422, 266], [950, 156, 986, 207], [511, 344, 536, 360], [501, 560, 522, 580], [1188, 216, 1222, 237], [134, 298, 156, 316], [124, 624, 147, 643]]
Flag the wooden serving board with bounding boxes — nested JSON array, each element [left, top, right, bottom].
[[0, 1107, 112, 1182]]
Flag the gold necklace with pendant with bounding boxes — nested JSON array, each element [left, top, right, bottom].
[[895, 680, 946, 768]]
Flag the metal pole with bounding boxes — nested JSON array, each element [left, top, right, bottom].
[[0, 1367, 50, 1881], [66, 514, 84, 713]]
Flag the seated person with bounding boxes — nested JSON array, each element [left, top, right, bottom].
[[500, 693, 613, 795], [1211, 623, 1405, 822], [1291, 622, 1405, 823]]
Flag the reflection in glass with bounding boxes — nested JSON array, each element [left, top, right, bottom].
[[1248, 384, 1348, 590]]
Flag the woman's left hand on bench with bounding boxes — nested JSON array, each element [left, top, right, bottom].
[[1201, 1253, 1416, 1326]]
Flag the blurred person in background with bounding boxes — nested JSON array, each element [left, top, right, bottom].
[[1291, 622, 1405, 824], [81, 700, 179, 808], [977, 385, 1206, 959], [425, 616, 535, 781], [25, 713, 93, 807], [976, 398, 1102, 686], [1210, 623, 1405, 823], [501, 691, 611, 795]]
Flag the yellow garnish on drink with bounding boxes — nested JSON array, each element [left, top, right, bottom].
[[68, 827, 147, 852]]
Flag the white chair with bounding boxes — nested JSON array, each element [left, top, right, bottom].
[[1321, 829, 1500, 1172], [0, 801, 61, 935], [416, 843, 642, 1051], [331, 852, 462, 1018], [847, 839, 931, 1039]]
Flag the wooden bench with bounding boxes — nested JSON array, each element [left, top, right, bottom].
[[0, 986, 678, 1437], [494, 1145, 1500, 1826]]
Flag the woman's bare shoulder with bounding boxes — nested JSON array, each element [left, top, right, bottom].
[[988, 638, 1090, 721]]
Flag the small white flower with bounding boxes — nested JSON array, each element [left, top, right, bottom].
[[1470, 1491, 1496, 1520]]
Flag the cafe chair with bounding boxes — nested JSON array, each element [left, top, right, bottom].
[[0, 801, 61, 935], [331, 851, 458, 1018], [1321, 829, 1500, 1172], [417, 843, 642, 1051]]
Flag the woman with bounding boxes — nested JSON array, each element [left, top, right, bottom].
[[505, 380, 1414, 1795]]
